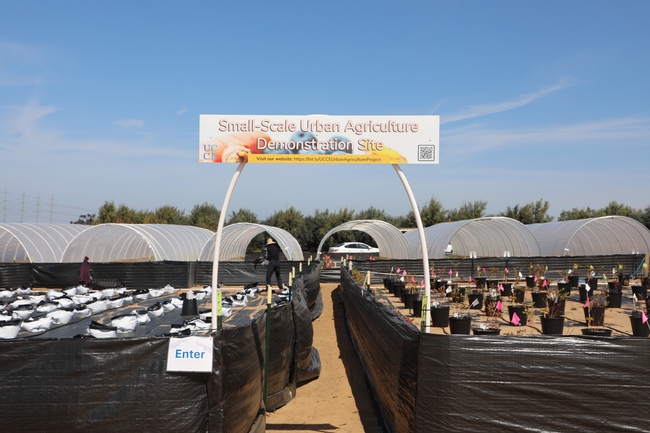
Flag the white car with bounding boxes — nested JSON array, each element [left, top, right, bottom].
[[328, 242, 379, 254]]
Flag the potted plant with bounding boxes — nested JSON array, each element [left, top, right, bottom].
[[468, 272, 484, 310], [606, 274, 623, 308], [531, 274, 549, 308], [474, 266, 487, 290], [540, 287, 566, 335], [630, 310, 650, 337], [556, 268, 573, 296], [583, 287, 607, 328], [448, 300, 477, 335], [473, 297, 502, 335], [568, 263, 580, 288], [507, 299, 532, 327], [499, 267, 513, 297]]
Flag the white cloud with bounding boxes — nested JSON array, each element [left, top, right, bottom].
[[441, 79, 577, 124], [7, 99, 57, 134], [113, 119, 144, 129], [442, 116, 650, 156], [176, 106, 187, 116]]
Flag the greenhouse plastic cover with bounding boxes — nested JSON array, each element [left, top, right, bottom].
[[317, 219, 416, 259], [404, 217, 541, 258], [340, 267, 650, 433], [199, 223, 304, 262], [61, 223, 214, 263], [529, 215, 650, 256], [0, 223, 90, 263]]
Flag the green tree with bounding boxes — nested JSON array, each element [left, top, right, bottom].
[[642, 205, 650, 230], [154, 205, 188, 225], [301, 209, 332, 251], [263, 206, 305, 242], [355, 206, 389, 221], [601, 201, 643, 221], [227, 208, 259, 224], [97, 201, 117, 223], [448, 199, 487, 221], [189, 202, 220, 231], [71, 214, 96, 225], [500, 199, 553, 224], [558, 207, 600, 221], [403, 196, 446, 228]]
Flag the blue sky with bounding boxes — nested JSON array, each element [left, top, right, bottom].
[[1, 1, 649, 224]]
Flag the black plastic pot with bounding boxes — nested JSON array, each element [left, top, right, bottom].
[[581, 327, 612, 337], [632, 285, 648, 300], [472, 327, 501, 335], [568, 275, 579, 288], [499, 282, 513, 297], [540, 315, 565, 335], [608, 290, 623, 308], [630, 314, 650, 337], [507, 305, 528, 326], [484, 295, 502, 317], [584, 306, 605, 327], [531, 292, 547, 308], [525, 276, 536, 288], [557, 282, 571, 296], [412, 298, 423, 317], [586, 277, 599, 291], [513, 288, 526, 303], [467, 292, 484, 309], [403, 293, 418, 310], [393, 282, 404, 299], [579, 284, 592, 303], [430, 305, 450, 327], [448, 316, 471, 334], [475, 277, 487, 289]]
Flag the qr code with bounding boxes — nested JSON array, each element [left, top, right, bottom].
[[418, 145, 435, 161]]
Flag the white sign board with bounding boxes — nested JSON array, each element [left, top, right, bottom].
[[166, 336, 213, 373], [199, 114, 439, 164]]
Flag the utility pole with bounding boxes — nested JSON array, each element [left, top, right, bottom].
[[36, 194, 41, 223], [2, 188, 8, 223], [20, 191, 26, 223]]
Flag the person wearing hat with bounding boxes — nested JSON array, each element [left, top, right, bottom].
[[263, 238, 283, 291]]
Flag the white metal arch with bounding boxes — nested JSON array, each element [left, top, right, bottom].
[[199, 223, 304, 261], [528, 216, 650, 256], [404, 217, 541, 259], [316, 219, 416, 259]]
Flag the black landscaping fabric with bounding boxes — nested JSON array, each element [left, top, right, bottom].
[[0, 268, 321, 432], [340, 267, 650, 433], [340, 268, 419, 433]]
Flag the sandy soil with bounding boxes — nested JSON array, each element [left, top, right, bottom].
[[266, 283, 383, 433]]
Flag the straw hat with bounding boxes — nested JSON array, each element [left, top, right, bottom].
[[265, 238, 276, 245]]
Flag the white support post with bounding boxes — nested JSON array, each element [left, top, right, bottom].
[[392, 164, 431, 333], [211, 161, 247, 331]]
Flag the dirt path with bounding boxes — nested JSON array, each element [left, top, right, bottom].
[[266, 283, 383, 433]]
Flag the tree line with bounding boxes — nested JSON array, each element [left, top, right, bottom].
[[71, 198, 650, 253]]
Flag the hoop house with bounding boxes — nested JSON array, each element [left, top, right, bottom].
[[316, 220, 415, 259], [198, 223, 304, 261], [528, 216, 650, 256], [60, 224, 214, 263], [404, 217, 541, 259], [0, 223, 91, 263]]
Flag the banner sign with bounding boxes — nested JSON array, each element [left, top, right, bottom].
[[166, 336, 213, 373], [199, 114, 439, 164]]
